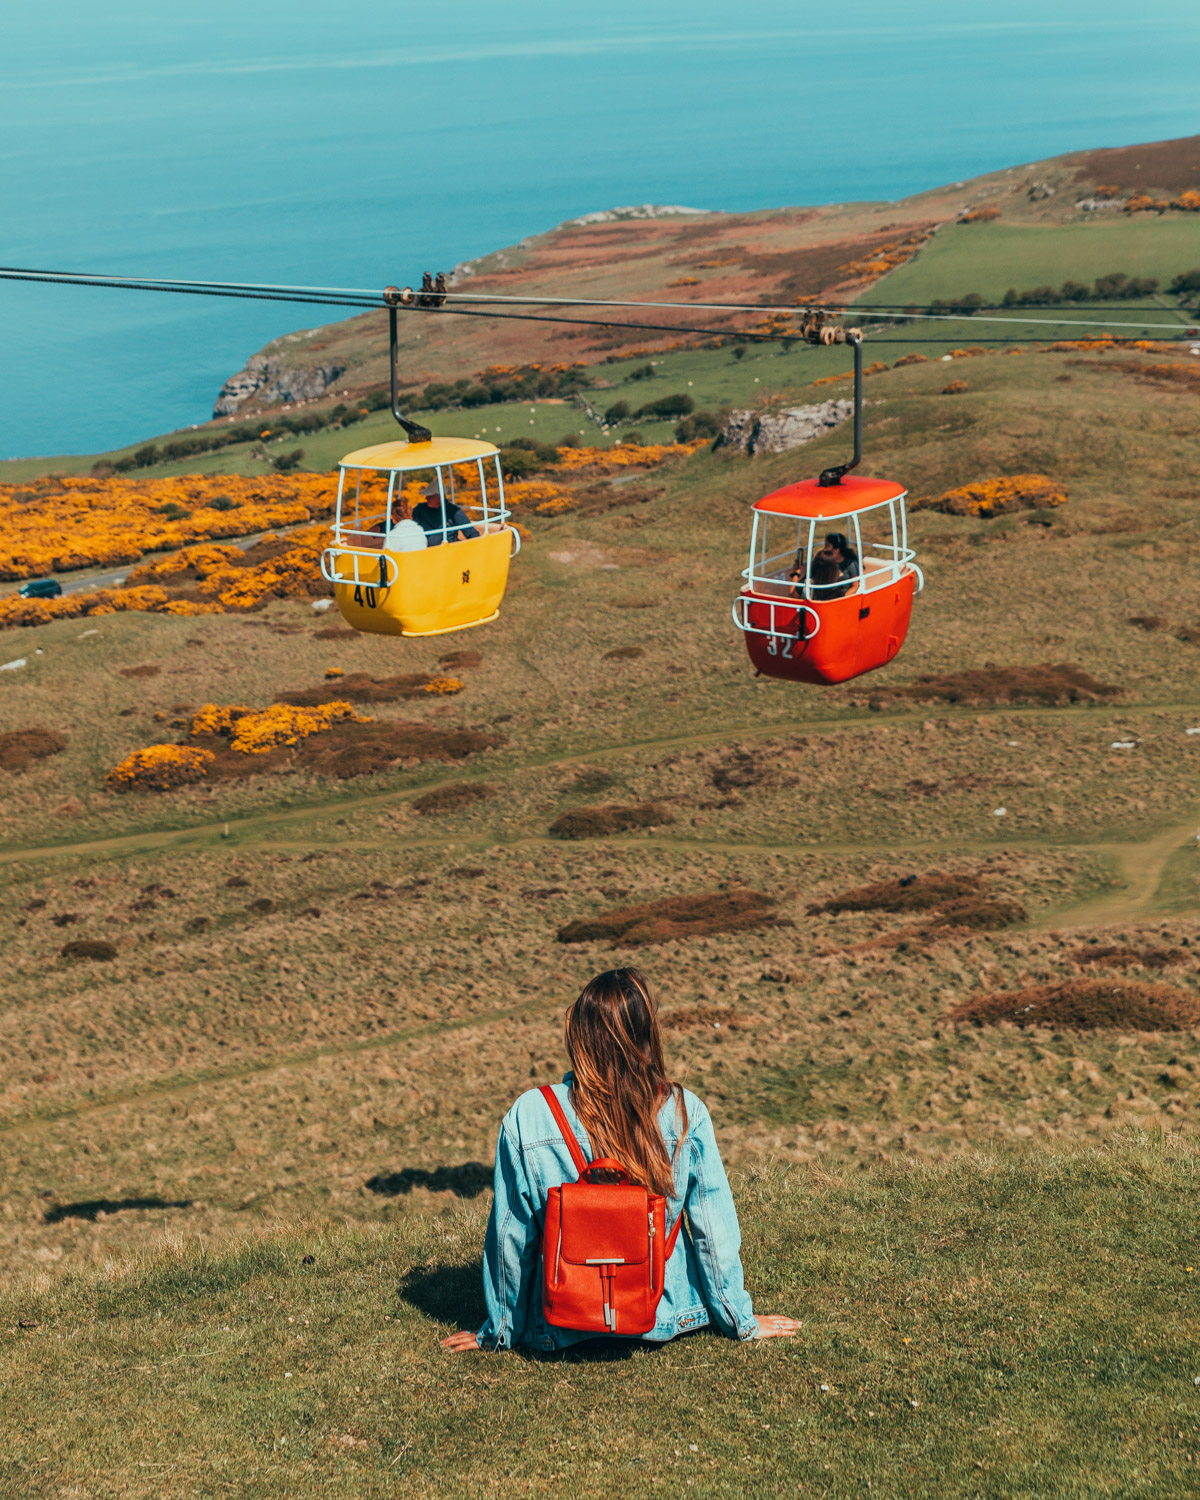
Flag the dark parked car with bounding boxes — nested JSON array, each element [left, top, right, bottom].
[[18, 577, 62, 599]]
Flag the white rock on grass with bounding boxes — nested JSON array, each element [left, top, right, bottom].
[[713, 400, 853, 457], [0, 658, 27, 672], [311, 599, 334, 612]]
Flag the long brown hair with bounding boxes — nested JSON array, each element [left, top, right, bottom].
[[564, 967, 687, 1198]]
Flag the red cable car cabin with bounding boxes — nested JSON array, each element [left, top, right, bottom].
[[732, 473, 924, 685]]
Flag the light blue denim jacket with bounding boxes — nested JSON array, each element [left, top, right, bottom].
[[476, 1076, 758, 1350]]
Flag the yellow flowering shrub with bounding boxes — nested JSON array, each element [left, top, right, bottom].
[[0, 584, 173, 631], [423, 677, 464, 695], [503, 480, 569, 507], [549, 442, 701, 473], [106, 744, 214, 792], [189, 703, 252, 737], [192, 700, 368, 753], [159, 599, 222, 616], [126, 543, 246, 585], [919, 474, 1068, 518], [0, 473, 336, 582]]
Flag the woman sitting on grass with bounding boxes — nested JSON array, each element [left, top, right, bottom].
[[441, 967, 799, 1352]]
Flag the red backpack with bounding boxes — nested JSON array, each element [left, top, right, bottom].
[[539, 1084, 683, 1336]]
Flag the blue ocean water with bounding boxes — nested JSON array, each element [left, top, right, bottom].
[[2, 0, 1197, 458]]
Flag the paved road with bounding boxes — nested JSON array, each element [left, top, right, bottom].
[[4, 526, 285, 600], [62, 567, 130, 595]]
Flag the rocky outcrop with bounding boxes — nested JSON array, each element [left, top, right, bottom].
[[213, 354, 348, 417], [564, 204, 708, 227], [713, 399, 853, 456]]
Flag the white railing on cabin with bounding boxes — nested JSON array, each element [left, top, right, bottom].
[[730, 595, 820, 640], [741, 543, 919, 595]]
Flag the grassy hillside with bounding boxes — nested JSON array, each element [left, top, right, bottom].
[[2, 345, 1200, 1302], [0, 322, 1004, 487], [870, 218, 1200, 308], [2, 1141, 1196, 1498]]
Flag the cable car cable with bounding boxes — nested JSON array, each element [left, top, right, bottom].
[[2, 265, 1191, 331], [1, 265, 1193, 345]]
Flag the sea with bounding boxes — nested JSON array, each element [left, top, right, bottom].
[[3, 0, 1198, 459]]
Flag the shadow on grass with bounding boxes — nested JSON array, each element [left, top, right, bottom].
[[365, 1162, 492, 1198], [44, 1196, 193, 1224], [398, 1262, 684, 1362]]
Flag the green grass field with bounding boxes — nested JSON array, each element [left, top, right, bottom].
[[4, 278, 1200, 1495], [869, 218, 1200, 308], [2, 1140, 1196, 1498]]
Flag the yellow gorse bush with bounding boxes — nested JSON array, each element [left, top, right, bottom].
[[922, 474, 1068, 518], [189, 703, 253, 737], [190, 700, 369, 753], [106, 744, 215, 792], [0, 524, 333, 631], [0, 473, 337, 582], [423, 677, 463, 695], [550, 442, 701, 473]]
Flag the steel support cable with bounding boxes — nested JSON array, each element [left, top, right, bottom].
[[440, 290, 1191, 332], [2, 266, 1188, 328], [0, 269, 380, 311], [0, 266, 1192, 344], [0, 266, 386, 301]]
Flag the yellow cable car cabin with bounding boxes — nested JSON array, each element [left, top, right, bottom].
[[319, 436, 519, 637]]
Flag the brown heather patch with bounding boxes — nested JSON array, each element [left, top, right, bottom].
[[867, 663, 1121, 708], [1070, 358, 1200, 391], [410, 782, 495, 815], [660, 1004, 742, 1030], [60, 939, 118, 962], [810, 871, 984, 916], [710, 748, 795, 793], [558, 889, 786, 946], [949, 979, 1200, 1032], [922, 896, 1027, 934], [312, 625, 357, 640], [189, 719, 504, 782], [571, 767, 617, 794], [186, 717, 501, 786], [118, 664, 160, 679], [1128, 615, 1168, 632], [297, 722, 504, 779], [439, 650, 482, 670], [549, 802, 673, 839], [1070, 136, 1200, 194], [279, 673, 460, 706], [0, 727, 67, 772], [603, 646, 646, 661], [1075, 945, 1187, 971]]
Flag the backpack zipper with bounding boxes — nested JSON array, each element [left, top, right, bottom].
[[553, 1206, 563, 1287]]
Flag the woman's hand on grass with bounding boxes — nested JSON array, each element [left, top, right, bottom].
[[440, 1329, 483, 1353], [752, 1314, 801, 1339]]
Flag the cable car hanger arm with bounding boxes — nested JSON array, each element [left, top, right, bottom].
[[818, 334, 862, 488], [383, 288, 432, 444]]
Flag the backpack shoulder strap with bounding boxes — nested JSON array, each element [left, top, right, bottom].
[[539, 1084, 590, 1177], [665, 1210, 684, 1257]]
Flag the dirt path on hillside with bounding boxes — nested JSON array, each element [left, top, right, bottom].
[[1029, 818, 1200, 929], [6, 698, 1200, 870]]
